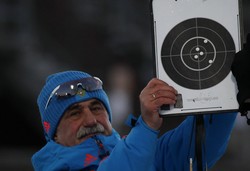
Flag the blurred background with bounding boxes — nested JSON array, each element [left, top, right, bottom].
[[0, 0, 249, 170]]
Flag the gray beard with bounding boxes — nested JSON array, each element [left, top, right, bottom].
[[76, 123, 105, 139]]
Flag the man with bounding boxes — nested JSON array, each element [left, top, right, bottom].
[[32, 70, 237, 171], [232, 33, 250, 115]]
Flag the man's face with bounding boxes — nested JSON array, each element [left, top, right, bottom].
[[54, 99, 112, 146]]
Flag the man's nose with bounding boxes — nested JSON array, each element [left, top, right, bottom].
[[82, 109, 97, 127]]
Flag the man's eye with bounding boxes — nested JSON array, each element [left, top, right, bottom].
[[92, 106, 101, 111], [91, 105, 103, 112], [69, 110, 80, 117]]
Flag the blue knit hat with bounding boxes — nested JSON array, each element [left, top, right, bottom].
[[37, 71, 112, 141]]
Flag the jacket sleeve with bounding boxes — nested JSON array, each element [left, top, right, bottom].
[[154, 112, 237, 171], [97, 116, 159, 171]]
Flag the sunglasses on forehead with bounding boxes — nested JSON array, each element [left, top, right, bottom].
[[45, 77, 103, 110]]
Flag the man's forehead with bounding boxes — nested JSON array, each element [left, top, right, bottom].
[[68, 99, 103, 109]]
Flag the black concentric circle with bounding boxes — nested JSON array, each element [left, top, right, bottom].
[[161, 18, 235, 89]]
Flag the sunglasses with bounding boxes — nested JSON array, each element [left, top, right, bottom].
[[45, 77, 103, 110]]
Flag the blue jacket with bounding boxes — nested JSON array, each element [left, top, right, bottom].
[[32, 112, 237, 171]]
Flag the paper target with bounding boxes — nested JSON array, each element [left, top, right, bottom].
[[161, 18, 235, 90]]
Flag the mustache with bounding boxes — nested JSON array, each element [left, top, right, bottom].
[[76, 123, 105, 139]]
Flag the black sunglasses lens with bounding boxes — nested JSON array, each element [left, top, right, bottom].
[[81, 77, 102, 91], [55, 84, 77, 97]]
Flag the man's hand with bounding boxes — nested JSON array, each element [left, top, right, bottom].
[[139, 78, 178, 130]]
